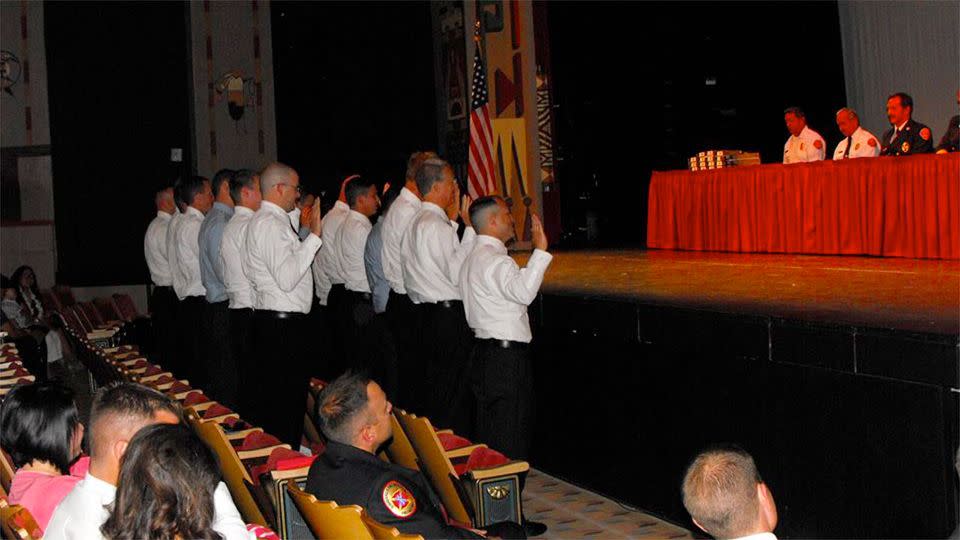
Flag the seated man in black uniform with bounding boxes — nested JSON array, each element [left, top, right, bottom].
[[880, 92, 934, 156], [305, 372, 525, 539]]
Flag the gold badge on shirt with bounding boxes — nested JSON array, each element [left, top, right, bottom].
[[800, 143, 805, 150], [382, 480, 417, 518], [901, 141, 910, 153], [855, 143, 860, 150]]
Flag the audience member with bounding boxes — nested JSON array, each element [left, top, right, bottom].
[[10, 265, 64, 366], [682, 446, 778, 540], [45, 382, 249, 540], [100, 423, 223, 540], [0, 382, 87, 532], [305, 372, 524, 539]]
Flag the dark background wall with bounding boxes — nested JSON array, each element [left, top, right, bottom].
[[548, 1, 847, 246]]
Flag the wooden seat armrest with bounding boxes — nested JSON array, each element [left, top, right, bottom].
[[201, 413, 240, 424], [465, 460, 530, 480], [119, 357, 147, 367], [188, 401, 217, 412], [138, 372, 173, 383], [444, 444, 487, 459], [435, 429, 454, 435], [237, 443, 292, 460]]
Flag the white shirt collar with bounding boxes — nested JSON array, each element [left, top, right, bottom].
[[185, 205, 204, 219], [348, 209, 370, 224], [260, 200, 287, 216], [798, 126, 812, 139], [421, 201, 446, 218], [333, 200, 350, 212], [476, 234, 507, 253], [234, 205, 254, 216], [156, 211, 172, 220], [84, 471, 117, 498], [399, 187, 421, 205], [729, 531, 777, 540], [895, 120, 908, 132]]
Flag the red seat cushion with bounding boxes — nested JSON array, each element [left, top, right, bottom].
[[150, 375, 176, 386], [437, 432, 473, 451], [453, 447, 509, 476], [249, 448, 317, 485], [142, 365, 163, 376], [167, 381, 192, 394], [130, 359, 150, 369], [203, 404, 234, 419], [239, 431, 283, 451], [183, 391, 210, 406]]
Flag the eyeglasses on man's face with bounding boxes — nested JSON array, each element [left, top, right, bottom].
[[278, 183, 303, 194]]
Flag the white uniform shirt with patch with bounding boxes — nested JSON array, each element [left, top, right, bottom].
[[833, 126, 880, 160], [783, 126, 825, 164]]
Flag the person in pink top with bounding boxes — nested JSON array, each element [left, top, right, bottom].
[[0, 382, 87, 532]]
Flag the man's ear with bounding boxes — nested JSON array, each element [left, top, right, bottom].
[[113, 439, 129, 462], [757, 482, 778, 531]]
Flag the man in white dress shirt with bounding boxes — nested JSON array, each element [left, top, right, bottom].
[[380, 151, 436, 409], [244, 162, 322, 446], [460, 196, 552, 460], [682, 447, 779, 540], [832, 108, 879, 160], [219, 169, 261, 420], [331, 176, 380, 372], [400, 158, 475, 434], [143, 185, 177, 367], [172, 176, 213, 386], [311, 175, 354, 376], [782, 107, 825, 164], [46, 382, 251, 540]]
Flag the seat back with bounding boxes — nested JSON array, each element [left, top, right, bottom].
[[187, 410, 268, 526], [112, 293, 139, 321], [39, 289, 61, 313], [0, 448, 14, 493], [362, 511, 424, 539], [93, 297, 122, 322], [78, 302, 105, 327], [384, 413, 420, 471], [1, 503, 41, 540], [68, 305, 94, 333], [394, 411, 472, 524], [286, 482, 373, 540], [53, 285, 76, 308]]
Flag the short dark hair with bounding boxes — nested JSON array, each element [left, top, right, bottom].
[[211, 168, 237, 200], [682, 445, 763, 539], [783, 106, 805, 119], [888, 92, 913, 111], [469, 195, 503, 231], [101, 424, 221, 540], [0, 382, 81, 473], [89, 382, 180, 455], [405, 150, 439, 181], [344, 176, 377, 208], [172, 177, 186, 210], [229, 169, 257, 205], [180, 175, 210, 206], [415, 158, 451, 196], [317, 372, 372, 444]]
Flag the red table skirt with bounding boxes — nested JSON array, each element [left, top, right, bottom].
[[646, 154, 960, 259]]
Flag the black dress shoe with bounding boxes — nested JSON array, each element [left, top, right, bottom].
[[523, 519, 548, 537]]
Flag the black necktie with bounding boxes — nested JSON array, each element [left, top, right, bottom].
[[843, 136, 852, 158]]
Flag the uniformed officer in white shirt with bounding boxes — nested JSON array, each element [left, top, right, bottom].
[[331, 176, 381, 371], [380, 151, 436, 409], [460, 196, 552, 460], [165, 182, 185, 373], [243, 162, 323, 446], [172, 176, 213, 387], [143, 185, 177, 367], [833, 108, 880, 159], [783, 107, 825, 164], [400, 158, 476, 434], [219, 169, 261, 420]]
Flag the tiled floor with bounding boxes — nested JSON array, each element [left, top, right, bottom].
[[523, 468, 692, 539]]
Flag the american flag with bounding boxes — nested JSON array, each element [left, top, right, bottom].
[[467, 31, 497, 200]]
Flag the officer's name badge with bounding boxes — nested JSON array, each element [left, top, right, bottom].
[[901, 141, 910, 153], [383, 480, 417, 518]]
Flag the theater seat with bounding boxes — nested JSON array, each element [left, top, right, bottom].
[[1, 502, 41, 540], [286, 483, 375, 540], [395, 410, 528, 528], [0, 449, 14, 493], [384, 412, 421, 471], [361, 510, 424, 540]]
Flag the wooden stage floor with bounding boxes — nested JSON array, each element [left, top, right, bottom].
[[516, 249, 960, 335]]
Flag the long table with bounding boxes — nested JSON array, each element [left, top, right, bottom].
[[646, 153, 960, 259]]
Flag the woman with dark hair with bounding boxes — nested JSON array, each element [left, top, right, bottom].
[[101, 423, 223, 540], [0, 382, 88, 531], [7, 265, 64, 366]]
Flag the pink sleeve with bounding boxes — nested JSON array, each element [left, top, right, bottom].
[[69, 455, 91, 478]]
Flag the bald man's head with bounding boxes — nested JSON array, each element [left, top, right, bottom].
[[835, 108, 860, 137], [260, 162, 301, 211]]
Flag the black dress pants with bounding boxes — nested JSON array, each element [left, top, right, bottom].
[[251, 310, 310, 447], [230, 307, 255, 418], [421, 300, 475, 437], [327, 283, 347, 377], [470, 339, 534, 460], [177, 296, 206, 386], [386, 290, 419, 410], [204, 300, 238, 410]]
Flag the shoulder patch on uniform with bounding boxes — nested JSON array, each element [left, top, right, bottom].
[[813, 139, 823, 150], [867, 138, 877, 147], [919, 127, 930, 140], [382, 480, 417, 519]]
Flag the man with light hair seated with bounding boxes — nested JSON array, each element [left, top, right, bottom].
[[682, 446, 778, 540]]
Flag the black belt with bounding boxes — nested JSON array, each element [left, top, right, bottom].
[[154, 285, 172, 290], [207, 300, 229, 307], [430, 299, 462, 309], [331, 283, 346, 292], [344, 290, 372, 301], [477, 338, 528, 350], [253, 309, 306, 320]]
